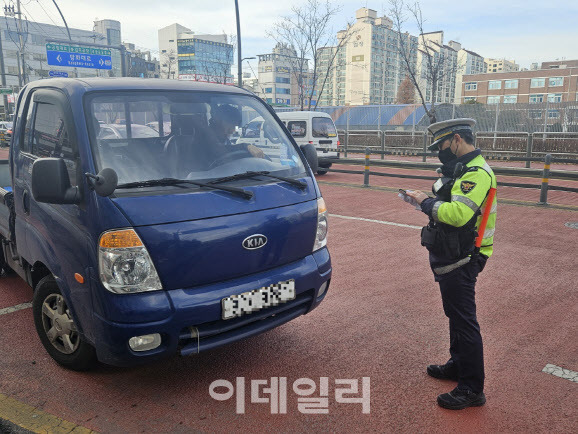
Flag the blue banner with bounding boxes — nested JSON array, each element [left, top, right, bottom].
[[49, 71, 69, 78], [46, 50, 112, 70]]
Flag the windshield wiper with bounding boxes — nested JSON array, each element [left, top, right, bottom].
[[209, 171, 307, 190], [116, 178, 254, 199]]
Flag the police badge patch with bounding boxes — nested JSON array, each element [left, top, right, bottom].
[[460, 180, 477, 194]]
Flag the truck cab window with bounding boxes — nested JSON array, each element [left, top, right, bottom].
[[31, 103, 78, 186]]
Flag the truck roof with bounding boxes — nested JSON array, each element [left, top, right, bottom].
[[25, 77, 253, 96]]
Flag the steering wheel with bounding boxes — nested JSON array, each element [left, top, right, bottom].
[[208, 150, 251, 169], [236, 143, 273, 162]]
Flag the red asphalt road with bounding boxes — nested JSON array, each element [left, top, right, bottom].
[[1, 175, 577, 432]]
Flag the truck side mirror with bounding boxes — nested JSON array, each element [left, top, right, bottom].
[[300, 144, 318, 173], [31, 158, 80, 204]]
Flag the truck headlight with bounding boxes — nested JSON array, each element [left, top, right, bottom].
[[99, 229, 162, 294], [313, 197, 328, 252]]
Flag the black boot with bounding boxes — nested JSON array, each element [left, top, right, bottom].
[[437, 387, 486, 410], [426, 362, 458, 381]]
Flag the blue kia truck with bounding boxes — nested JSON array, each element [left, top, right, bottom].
[[0, 78, 331, 370]]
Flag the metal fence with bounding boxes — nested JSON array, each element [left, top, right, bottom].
[[276, 101, 578, 133], [275, 101, 578, 159]]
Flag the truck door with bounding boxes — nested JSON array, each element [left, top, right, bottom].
[[12, 89, 89, 296]]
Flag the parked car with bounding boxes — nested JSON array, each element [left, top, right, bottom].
[[145, 121, 171, 136], [276, 111, 339, 175], [0, 78, 331, 370], [0, 121, 13, 146]]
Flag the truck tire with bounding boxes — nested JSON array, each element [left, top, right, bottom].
[[33, 275, 97, 371], [300, 144, 318, 173], [316, 169, 328, 175]]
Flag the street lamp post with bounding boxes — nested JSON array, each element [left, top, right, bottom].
[[234, 0, 243, 88], [239, 56, 255, 88]]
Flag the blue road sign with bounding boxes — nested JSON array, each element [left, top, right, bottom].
[[46, 43, 112, 70], [49, 71, 69, 78]]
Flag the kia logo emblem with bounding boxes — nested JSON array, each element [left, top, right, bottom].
[[243, 234, 267, 250]]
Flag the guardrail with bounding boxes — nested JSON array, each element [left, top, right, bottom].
[[319, 148, 578, 205], [336, 130, 578, 168]]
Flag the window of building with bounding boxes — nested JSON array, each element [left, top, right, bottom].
[[531, 78, 546, 88], [487, 96, 500, 104], [464, 97, 477, 102], [464, 82, 477, 91], [275, 87, 291, 95], [529, 94, 544, 103], [275, 77, 290, 84], [503, 95, 517, 103], [529, 110, 542, 119], [504, 79, 518, 89], [548, 77, 563, 87], [264, 87, 272, 93], [548, 93, 562, 103], [488, 80, 501, 90], [547, 109, 560, 119]]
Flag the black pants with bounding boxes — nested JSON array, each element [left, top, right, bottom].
[[436, 255, 487, 393]]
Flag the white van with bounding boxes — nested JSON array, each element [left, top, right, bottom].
[[276, 111, 339, 175]]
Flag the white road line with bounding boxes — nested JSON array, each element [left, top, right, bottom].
[[330, 214, 421, 230], [0, 302, 32, 316], [542, 364, 578, 383]]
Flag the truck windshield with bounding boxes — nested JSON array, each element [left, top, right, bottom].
[[87, 92, 306, 185]]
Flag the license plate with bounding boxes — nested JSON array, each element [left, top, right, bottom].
[[221, 280, 296, 320]]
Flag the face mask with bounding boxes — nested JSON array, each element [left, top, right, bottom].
[[438, 139, 457, 164]]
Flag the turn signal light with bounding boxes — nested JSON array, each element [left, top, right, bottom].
[[100, 229, 143, 248]]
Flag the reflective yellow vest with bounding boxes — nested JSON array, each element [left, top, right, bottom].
[[432, 155, 497, 257]]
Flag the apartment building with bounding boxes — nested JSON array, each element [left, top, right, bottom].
[[257, 43, 313, 107], [461, 65, 578, 104], [317, 8, 417, 106], [449, 41, 486, 101], [484, 58, 519, 73], [416, 31, 458, 104]]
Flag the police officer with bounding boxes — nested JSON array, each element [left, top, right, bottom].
[[405, 118, 497, 410]]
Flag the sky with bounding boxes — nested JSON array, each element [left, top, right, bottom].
[[16, 0, 578, 74]]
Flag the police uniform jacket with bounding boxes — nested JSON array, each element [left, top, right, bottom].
[[420, 149, 497, 273]]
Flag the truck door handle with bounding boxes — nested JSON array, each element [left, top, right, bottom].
[[22, 190, 30, 214]]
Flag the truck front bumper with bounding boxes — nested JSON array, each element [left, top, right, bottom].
[[90, 248, 331, 366]]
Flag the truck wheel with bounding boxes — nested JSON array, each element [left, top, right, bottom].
[[33, 276, 96, 371], [317, 169, 328, 175]]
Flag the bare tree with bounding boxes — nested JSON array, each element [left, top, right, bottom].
[[268, 0, 345, 110], [396, 75, 416, 104], [162, 49, 178, 79], [389, 0, 459, 123]]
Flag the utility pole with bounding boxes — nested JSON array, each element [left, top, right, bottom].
[[0, 18, 9, 115], [15, 0, 26, 85]]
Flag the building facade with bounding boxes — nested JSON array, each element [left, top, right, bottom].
[[484, 58, 519, 73], [123, 43, 159, 78], [461, 65, 578, 104], [158, 24, 233, 83], [416, 31, 458, 104], [449, 41, 486, 102], [257, 43, 312, 107], [317, 8, 418, 106]]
